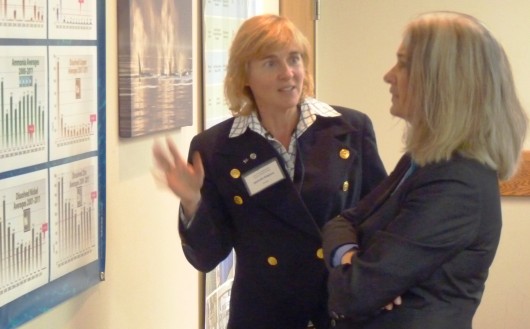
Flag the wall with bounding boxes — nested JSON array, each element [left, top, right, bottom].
[[315, 1, 530, 328]]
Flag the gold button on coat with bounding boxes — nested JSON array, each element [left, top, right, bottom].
[[230, 169, 241, 179], [233, 195, 243, 205], [316, 248, 324, 259], [339, 149, 350, 159], [342, 181, 350, 192], [267, 256, 278, 266]]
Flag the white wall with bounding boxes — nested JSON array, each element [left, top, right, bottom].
[[316, 1, 530, 328]]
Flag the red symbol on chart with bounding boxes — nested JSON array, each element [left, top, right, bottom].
[[91, 191, 97, 202], [90, 114, 97, 123], [41, 223, 48, 241], [27, 124, 35, 135]]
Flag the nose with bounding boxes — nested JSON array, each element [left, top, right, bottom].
[[383, 68, 394, 84], [279, 61, 294, 79]]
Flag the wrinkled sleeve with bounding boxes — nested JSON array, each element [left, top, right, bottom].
[[326, 175, 481, 320]]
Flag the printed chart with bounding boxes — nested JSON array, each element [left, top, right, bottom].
[[0, 46, 48, 173], [0, 0, 104, 327], [49, 46, 97, 160], [49, 157, 98, 281], [49, 0, 97, 40], [0, 0, 47, 39], [0, 170, 49, 308]]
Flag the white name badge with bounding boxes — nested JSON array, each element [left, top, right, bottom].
[[242, 158, 285, 196]]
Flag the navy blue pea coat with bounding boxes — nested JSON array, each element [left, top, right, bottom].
[[179, 106, 387, 329]]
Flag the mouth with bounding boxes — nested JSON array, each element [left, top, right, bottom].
[[279, 86, 296, 92]]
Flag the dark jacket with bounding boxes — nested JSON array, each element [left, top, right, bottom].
[[323, 154, 501, 329], [179, 106, 387, 329]]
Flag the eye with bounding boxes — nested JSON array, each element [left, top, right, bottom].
[[396, 54, 409, 70], [289, 54, 302, 65], [263, 59, 276, 68]]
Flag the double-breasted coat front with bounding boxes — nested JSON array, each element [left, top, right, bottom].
[[179, 105, 387, 329]]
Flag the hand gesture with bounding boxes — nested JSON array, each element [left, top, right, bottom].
[[152, 137, 204, 217]]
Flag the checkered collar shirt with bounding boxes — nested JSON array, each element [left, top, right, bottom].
[[228, 97, 341, 180]]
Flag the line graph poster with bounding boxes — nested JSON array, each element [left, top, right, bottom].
[[49, 46, 98, 160], [0, 1, 105, 328], [49, 0, 97, 40], [0, 46, 48, 173]]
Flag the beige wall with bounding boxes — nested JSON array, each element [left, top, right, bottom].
[[316, 1, 530, 328]]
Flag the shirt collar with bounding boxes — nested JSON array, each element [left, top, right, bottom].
[[229, 97, 341, 138]]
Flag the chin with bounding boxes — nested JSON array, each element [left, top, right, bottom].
[[390, 109, 405, 120]]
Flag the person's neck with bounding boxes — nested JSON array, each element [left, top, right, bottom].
[[259, 106, 299, 149]]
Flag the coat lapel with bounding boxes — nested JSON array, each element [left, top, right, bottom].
[[342, 154, 412, 226], [214, 129, 322, 239]]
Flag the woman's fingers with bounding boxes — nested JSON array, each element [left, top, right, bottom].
[[383, 296, 402, 311]]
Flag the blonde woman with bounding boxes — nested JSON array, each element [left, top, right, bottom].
[[323, 11, 527, 329]]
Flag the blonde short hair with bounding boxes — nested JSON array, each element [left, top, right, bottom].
[[224, 14, 314, 116], [402, 11, 527, 180]]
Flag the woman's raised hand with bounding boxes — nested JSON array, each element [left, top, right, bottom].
[[152, 137, 204, 217]]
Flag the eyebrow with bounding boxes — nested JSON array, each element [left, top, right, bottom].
[[258, 51, 301, 61]]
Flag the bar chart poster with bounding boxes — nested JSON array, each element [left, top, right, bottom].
[[0, 46, 48, 173], [49, 46, 98, 161], [0, 0, 47, 39], [49, 157, 98, 281], [0, 170, 49, 308], [0, 0, 105, 328], [49, 0, 97, 40]]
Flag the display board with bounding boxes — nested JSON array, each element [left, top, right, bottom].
[[0, 1, 106, 328]]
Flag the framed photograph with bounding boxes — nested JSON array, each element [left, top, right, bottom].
[[500, 150, 530, 196], [117, 0, 194, 138]]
